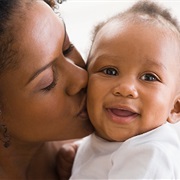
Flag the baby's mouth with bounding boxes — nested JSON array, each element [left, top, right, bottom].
[[110, 108, 137, 117], [106, 107, 139, 124]]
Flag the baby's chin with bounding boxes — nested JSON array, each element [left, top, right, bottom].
[[95, 130, 132, 142]]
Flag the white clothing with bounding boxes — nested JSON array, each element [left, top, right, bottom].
[[70, 123, 180, 179]]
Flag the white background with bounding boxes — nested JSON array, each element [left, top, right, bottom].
[[59, 0, 180, 59], [59, 0, 180, 135]]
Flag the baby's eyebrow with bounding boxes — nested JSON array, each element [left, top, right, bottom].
[[144, 59, 167, 71]]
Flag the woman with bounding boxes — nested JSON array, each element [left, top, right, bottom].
[[0, 0, 93, 179]]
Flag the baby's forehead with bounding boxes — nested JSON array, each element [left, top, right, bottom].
[[101, 15, 180, 53], [109, 13, 179, 35], [88, 17, 180, 68], [99, 16, 178, 43]]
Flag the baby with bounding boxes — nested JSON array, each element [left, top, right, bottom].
[[71, 0, 180, 179]]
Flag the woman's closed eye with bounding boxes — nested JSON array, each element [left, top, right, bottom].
[[41, 79, 57, 92], [62, 28, 74, 56], [38, 68, 58, 92], [63, 43, 74, 56]]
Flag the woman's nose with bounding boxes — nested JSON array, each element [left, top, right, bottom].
[[112, 79, 138, 99], [66, 63, 88, 96]]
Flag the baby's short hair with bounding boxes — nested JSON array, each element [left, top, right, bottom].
[[88, 0, 180, 67], [94, 1, 179, 36]]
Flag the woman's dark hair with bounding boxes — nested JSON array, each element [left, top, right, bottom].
[[0, 0, 55, 75]]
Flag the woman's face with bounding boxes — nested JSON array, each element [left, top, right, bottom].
[[0, 1, 92, 143]]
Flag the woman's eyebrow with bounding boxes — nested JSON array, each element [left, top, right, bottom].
[[26, 60, 55, 85]]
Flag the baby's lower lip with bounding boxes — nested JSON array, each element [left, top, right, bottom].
[[106, 108, 138, 124]]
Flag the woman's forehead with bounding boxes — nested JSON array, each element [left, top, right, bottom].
[[17, 1, 64, 52], [13, 1, 65, 71]]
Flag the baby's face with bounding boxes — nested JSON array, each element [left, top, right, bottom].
[[87, 20, 180, 141]]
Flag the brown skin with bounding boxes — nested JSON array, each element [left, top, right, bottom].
[[0, 1, 93, 179], [87, 19, 180, 142]]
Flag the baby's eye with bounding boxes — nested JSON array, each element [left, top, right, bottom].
[[102, 68, 118, 76], [141, 73, 159, 81]]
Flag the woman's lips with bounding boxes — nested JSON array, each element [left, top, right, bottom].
[[77, 96, 89, 119], [106, 108, 139, 124], [78, 106, 89, 119]]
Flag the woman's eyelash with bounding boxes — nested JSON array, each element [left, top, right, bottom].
[[63, 44, 74, 55], [42, 80, 57, 92]]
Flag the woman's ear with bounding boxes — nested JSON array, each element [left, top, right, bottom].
[[168, 97, 180, 124]]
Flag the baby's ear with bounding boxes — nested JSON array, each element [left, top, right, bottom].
[[168, 97, 180, 124]]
